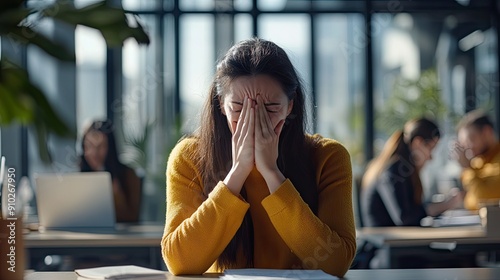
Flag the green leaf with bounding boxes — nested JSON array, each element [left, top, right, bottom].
[[32, 118, 52, 163], [0, 7, 33, 27], [0, 67, 36, 125], [98, 22, 150, 47], [42, 1, 150, 46], [0, 60, 75, 164], [0, 0, 150, 164], [0, 0, 25, 12], [43, 2, 125, 27], [0, 85, 17, 124], [5, 26, 75, 61], [25, 81, 75, 138], [0, 60, 74, 137]]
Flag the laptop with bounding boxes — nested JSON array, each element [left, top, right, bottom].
[[35, 172, 116, 231]]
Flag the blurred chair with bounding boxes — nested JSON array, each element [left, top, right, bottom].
[[354, 175, 364, 228], [351, 175, 376, 269]]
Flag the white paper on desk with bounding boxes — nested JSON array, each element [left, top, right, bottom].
[[75, 265, 167, 280], [221, 269, 338, 280]]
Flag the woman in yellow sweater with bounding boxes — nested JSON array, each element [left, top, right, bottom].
[[161, 38, 356, 277]]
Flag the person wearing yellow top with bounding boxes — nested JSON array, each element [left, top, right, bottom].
[[454, 110, 500, 210], [161, 38, 356, 277]]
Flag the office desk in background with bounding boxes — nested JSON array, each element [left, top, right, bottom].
[[24, 224, 164, 270], [25, 267, 500, 280], [357, 225, 500, 268]]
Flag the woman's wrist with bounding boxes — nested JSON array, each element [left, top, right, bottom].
[[223, 164, 250, 196], [260, 168, 286, 194]]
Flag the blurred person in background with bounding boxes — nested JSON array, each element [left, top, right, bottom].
[[361, 118, 463, 227], [453, 110, 500, 210], [80, 119, 141, 223]]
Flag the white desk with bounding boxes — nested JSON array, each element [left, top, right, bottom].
[[25, 267, 500, 280], [24, 224, 164, 270], [357, 225, 500, 268]]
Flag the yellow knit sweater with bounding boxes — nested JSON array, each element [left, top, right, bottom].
[[462, 142, 500, 210], [161, 134, 356, 277]]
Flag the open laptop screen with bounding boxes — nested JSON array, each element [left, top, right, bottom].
[[35, 172, 116, 230]]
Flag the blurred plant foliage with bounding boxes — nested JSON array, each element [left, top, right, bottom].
[[122, 116, 183, 190], [121, 116, 183, 221], [376, 68, 447, 135], [0, 0, 149, 163]]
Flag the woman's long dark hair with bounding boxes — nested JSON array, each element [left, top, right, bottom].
[[362, 118, 440, 204], [195, 38, 318, 269], [80, 120, 128, 192]]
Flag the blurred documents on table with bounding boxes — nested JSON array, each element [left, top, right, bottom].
[[75, 265, 166, 280], [221, 269, 337, 279], [421, 209, 481, 227]]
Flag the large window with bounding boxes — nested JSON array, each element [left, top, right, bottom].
[[76, 26, 107, 138], [2, 0, 499, 222], [315, 14, 366, 174], [373, 12, 497, 201], [179, 15, 215, 132]]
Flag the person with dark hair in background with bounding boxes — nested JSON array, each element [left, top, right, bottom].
[[161, 38, 356, 277], [454, 110, 500, 210], [361, 118, 463, 227], [81, 120, 141, 223]]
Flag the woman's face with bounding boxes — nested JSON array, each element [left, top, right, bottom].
[[220, 75, 293, 133], [83, 131, 108, 170], [411, 137, 439, 169]]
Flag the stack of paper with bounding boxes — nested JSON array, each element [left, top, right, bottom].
[[220, 269, 338, 280], [75, 265, 167, 280]]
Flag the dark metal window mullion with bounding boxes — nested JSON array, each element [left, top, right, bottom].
[[364, 0, 374, 162], [493, 0, 500, 137], [21, 1, 29, 177], [157, 1, 165, 131], [173, 0, 181, 118], [252, 0, 258, 37], [310, 11, 317, 132]]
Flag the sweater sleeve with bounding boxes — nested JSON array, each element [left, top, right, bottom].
[[261, 139, 356, 277], [461, 160, 500, 210], [161, 139, 250, 275]]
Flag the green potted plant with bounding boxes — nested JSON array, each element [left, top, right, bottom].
[[0, 0, 150, 163]]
